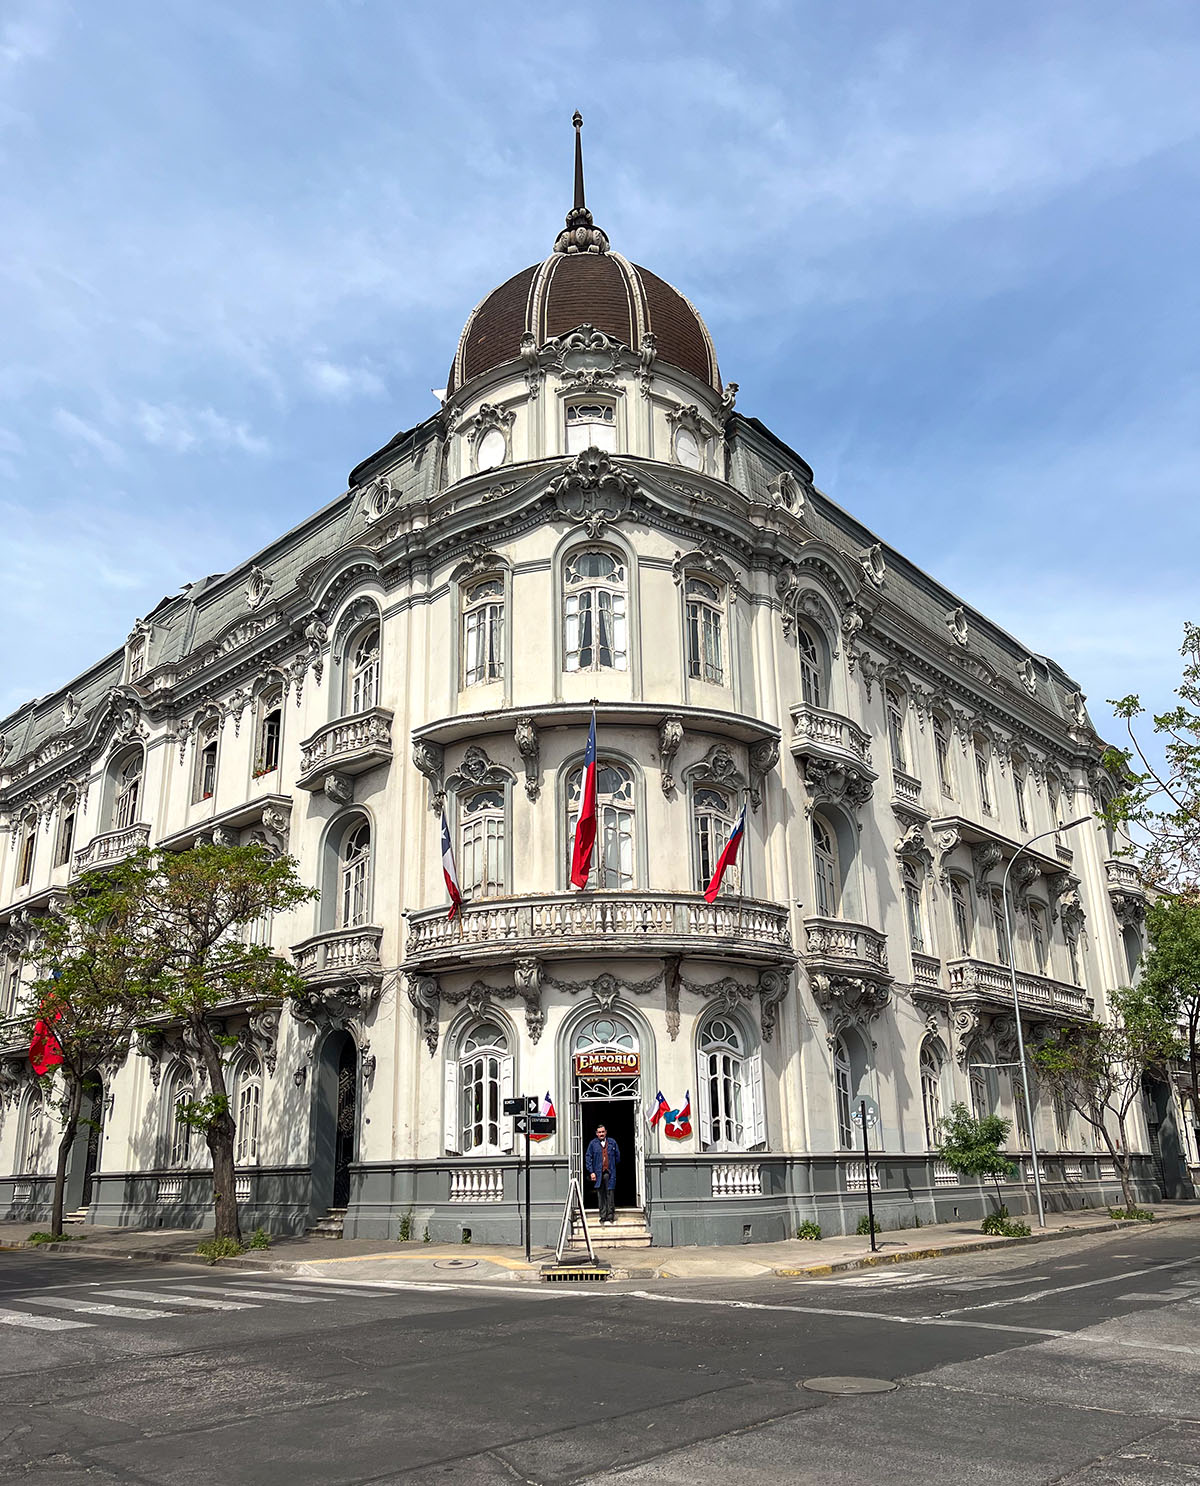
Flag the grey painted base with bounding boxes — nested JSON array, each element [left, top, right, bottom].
[[0, 1153, 1166, 1246]]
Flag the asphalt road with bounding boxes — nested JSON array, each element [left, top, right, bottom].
[[0, 1224, 1197, 1485]]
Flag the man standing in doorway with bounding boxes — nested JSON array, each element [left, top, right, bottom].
[[585, 1123, 619, 1225]]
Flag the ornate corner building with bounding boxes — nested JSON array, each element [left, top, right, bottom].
[[1, 121, 1190, 1243]]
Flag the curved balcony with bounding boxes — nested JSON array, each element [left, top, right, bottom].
[[292, 925, 384, 984], [946, 956, 1093, 1020], [1106, 859, 1146, 895], [72, 822, 151, 876], [802, 916, 890, 981], [297, 708, 393, 791], [790, 703, 873, 769], [404, 891, 792, 970]]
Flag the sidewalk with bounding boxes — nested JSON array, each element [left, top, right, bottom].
[[4, 1202, 1198, 1284]]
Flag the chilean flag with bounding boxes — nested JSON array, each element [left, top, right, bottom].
[[531, 1090, 556, 1143], [665, 1092, 692, 1141], [30, 1011, 64, 1077], [569, 710, 599, 889], [648, 1090, 670, 1128], [704, 803, 746, 903], [440, 808, 463, 920]]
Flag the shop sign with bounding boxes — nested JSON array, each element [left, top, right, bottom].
[[573, 1049, 640, 1078]]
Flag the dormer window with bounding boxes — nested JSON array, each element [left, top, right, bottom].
[[128, 637, 146, 683], [566, 402, 615, 454]]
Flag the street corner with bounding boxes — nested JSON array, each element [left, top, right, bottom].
[[288, 1250, 546, 1286]]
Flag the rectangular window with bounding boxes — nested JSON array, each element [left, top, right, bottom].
[[991, 888, 1011, 967], [1015, 772, 1029, 833], [1028, 904, 1048, 974], [54, 810, 75, 868], [886, 692, 907, 773], [685, 578, 724, 685], [951, 878, 973, 958], [17, 829, 35, 888], [459, 790, 506, 897], [462, 579, 504, 687], [258, 709, 281, 774], [975, 743, 993, 814], [934, 722, 953, 796]]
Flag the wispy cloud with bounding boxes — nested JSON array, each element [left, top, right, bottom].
[[303, 359, 386, 402], [51, 409, 125, 467], [133, 401, 271, 456]]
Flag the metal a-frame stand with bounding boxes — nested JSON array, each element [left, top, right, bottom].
[[555, 1175, 597, 1264]]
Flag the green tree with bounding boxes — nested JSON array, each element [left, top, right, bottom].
[[1137, 896, 1200, 1155], [1032, 985, 1180, 1211], [19, 864, 155, 1239], [131, 843, 317, 1242], [936, 1102, 1017, 1214], [1102, 620, 1200, 895]]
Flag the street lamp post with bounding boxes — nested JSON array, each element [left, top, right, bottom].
[[1001, 815, 1093, 1229]]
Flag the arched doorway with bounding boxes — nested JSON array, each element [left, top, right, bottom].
[[570, 1013, 644, 1215], [311, 1030, 359, 1216], [65, 1073, 104, 1215]]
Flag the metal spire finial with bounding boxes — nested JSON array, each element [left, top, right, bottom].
[[554, 110, 609, 255]]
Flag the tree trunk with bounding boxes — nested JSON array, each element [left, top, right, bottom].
[[1105, 1123, 1138, 1213], [1189, 1005, 1199, 1166], [51, 1078, 84, 1240], [195, 1021, 241, 1244]]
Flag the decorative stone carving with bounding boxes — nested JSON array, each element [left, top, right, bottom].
[[766, 470, 803, 514], [1019, 657, 1039, 696], [211, 825, 238, 848], [445, 745, 513, 796], [945, 605, 969, 647], [503, 717, 537, 801], [1010, 857, 1040, 906], [363, 476, 396, 523], [719, 381, 739, 423], [519, 331, 543, 397], [801, 756, 874, 821], [934, 826, 962, 884], [135, 1030, 166, 1089], [972, 841, 1005, 892], [682, 742, 746, 793], [513, 956, 544, 1043], [291, 982, 381, 1037], [658, 716, 684, 794], [261, 803, 290, 851], [406, 973, 441, 1055], [859, 543, 886, 589], [748, 738, 780, 811], [809, 973, 891, 1047], [245, 565, 272, 610], [637, 332, 657, 396], [952, 1005, 984, 1069], [548, 447, 637, 537], [246, 1008, 280, 1076], [664, 956, 681, 1041], [542, 967, 661, 1013], [671, 542, 739, 595], [895, 821, 933, 872], [757, 966, 790, 1043], [322, 772, 353, 806], [412, 738, 445, 812], [61, 692, 80, 728], [1110, 889, 1146, 930], [468, 403, 515, 470], [360, 1040, 377, 1084]]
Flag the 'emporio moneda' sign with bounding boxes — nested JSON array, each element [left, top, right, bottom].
[[574, 1050, 640, 1078]]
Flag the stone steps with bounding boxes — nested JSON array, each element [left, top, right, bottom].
[[574, 1211, 652, 1248], [307, 1207, 347, 1239]]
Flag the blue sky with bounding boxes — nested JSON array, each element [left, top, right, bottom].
[[2, 1, 1198, 745]]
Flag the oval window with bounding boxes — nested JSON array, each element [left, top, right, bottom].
[[674, 426, 703, 471], [477, 427, 507, 472]]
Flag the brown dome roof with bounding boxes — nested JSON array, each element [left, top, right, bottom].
[[448, 115, 719, 397]]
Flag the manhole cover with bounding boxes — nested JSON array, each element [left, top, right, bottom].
[[802, 1376, 897, 1395], [433, 1259, 479, 1270]]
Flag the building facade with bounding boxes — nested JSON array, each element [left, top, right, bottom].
[[1, 130, 1190, 1243]]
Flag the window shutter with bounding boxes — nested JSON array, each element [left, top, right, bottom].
[[695, 1057, 713, 1151], [499, 1055, 515, 1152], [748, 1049, 766, 1149], [443, 1059, 460, 1154]]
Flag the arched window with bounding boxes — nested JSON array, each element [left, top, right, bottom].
[[1122, 924, 1142, 983], [54, 793, 77, 868], [1047, 773, 1065, 846], [234, 1056, 262, 1165], [933, 713, 954, 797], [693, 785, 736, 896], [127, 636, 146, 683], [697, 1016, 765, 1152], [339, 820, 372, 928], [1012, 1073, 1032, 1150], [193, 723, 218, 803], [459, 788, 506, 898], [812, 815, 840, 917], [885, 688, 907, 774], [567, 760, 635, 889], [20, 1092, 44, 1174], [920, 1040, 945, 1148], [1066, 924, 1082, 985], [255, 690, 283, 776], [903, 861, 925, 953], [797, 623, 825, 708], [565, 401, 616, 454], [833, 1032, 868, 1150], [461, 577, 504, 687], [1053, 1090, 1072, 1149], [974, 736, 993, 815], [990, 887, 1011, 966], [684, 576, 724, 685], [1013, 758, 1030, 834], [16, 812, 36, 888], [165, 1065, 196, 1168], [950, 876, 973, 958], [969, 1054, 996, 1120], [111, 752, 143, 831], [1027, 901, 1048, 974], [0, 950, 22, 1019], [446, 1020, 514, 1156], [572, 1014, 637, 1054], [563, 549, 628, 673], [346, 624, 381, 715]]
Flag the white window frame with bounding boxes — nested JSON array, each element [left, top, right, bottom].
[[461, 577, 505, 688], [991, 887, 1011, 967], [193, 726, 218, 804], [347, 625, 381, 715], [834, 1036, 855, 1149], [235, 1058, 262, 1165], [797, 623, 824, 708], [563, 549, 628, 674], [256, 693, 283, 776], [339, 820, 372, 928], [933, 715, 954, 797], [692, 785, 736, 895], [886, 688, 908, 774], [920, 1042, 944, 1148], [458, 787, 506, 899], [950, 876, 973, 958], [974, 738, 993, 815], [565, 401, 616, 454], [112, 756, 142, 831], [54, 799, 77, 867], [684, 576, 724, 685], [16, 816, 36, 888], [812, 815, 840, 917], [444, 1021, 514, 1156], [696, 1016, 765, 1152], [903, 861, 925, 953], [567, 760, 636, 890]]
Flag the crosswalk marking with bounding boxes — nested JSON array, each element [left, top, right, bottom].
[[0, 1306, 91, 1332], [97, 1288, 260, 1311], [163, 1285, 330, 1305], [26, 1295, 177, 1320]]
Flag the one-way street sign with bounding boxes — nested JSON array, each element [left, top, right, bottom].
[[514, 1113, 556, 1136]]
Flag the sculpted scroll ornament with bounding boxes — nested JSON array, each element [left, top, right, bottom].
[[658, 716, 684, 794], [809, 974, 891, 1048], [412, 739, 446, 812], [972, 842, 1005, 892], [748, 738, 780, 811], [514, 717, 540, 801], [801, 756, 874, 822], [548, 447, 637, 536]]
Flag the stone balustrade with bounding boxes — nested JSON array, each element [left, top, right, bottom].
[[790, 703, 872, 765], [449, 1168, 505, 1203], [911, 953, 942, 988], [802, 916, 889, 975], [156, 1177, 183, 1203], [891, 769, 923, 808], [844, 1160, 880, 1192], [946, 957, 1092, 1018], [711, 1162, 764, 1198], [292, 926, 384, 979], [72, 822, 151, 875], [406, 892, 792, 968], [932, 1160, 959, 1187], [1105, 859, 1145, 893], [297, 707, 393, 790]]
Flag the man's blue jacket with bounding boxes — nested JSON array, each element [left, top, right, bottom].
[[584, 1136, 620, 1190]]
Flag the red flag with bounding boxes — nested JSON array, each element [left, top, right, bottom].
[[30, 1013, 64, 1076], [704, 804, 746, 904], [570, 711, 598, 889], [440, 809, 463, 921]]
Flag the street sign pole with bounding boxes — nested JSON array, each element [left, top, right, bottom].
[[524, 1119, 531, 1264], [860, 1098, 878, 1253]]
